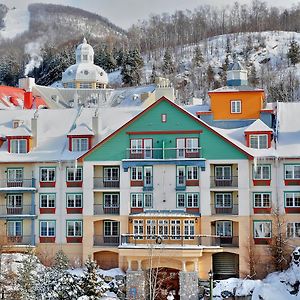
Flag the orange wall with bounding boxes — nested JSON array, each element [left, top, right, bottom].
[[209, 91, 264, 120]]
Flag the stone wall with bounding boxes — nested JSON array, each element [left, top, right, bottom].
[[179, 271, 199, 300], [126, 270, 146, 300]]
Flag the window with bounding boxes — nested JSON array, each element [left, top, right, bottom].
[[82, 54, 88, 61], [177, 166, 186, 187], [40, 168, 55, 182], [170, 220, 181, 239], [131, 167, 143, 181], [67, 167, 82, 182], [231, 100, 241, 113], [144, 167, 153, 187], [7, 220, 22, 236], [7, 194, 22, 208], [187, 166, 198, 180], [253, 193, 271, 208], [187, 193, 199, 208], [131, 139, 143, 153], [40, 194, 55, 208], [216, 221, 232, 237], [104, 167, 119, 181], [79, 83, 92, 89], [215, 166, 231, 180], [130, 139, 152, 158], [146, 220, 156, 238], [40, 221, 55, 237], [285, 165, 300, 180], [104, 194, 119, 208], [158, 220, 169, 237], [177, 193, 185, 208], [66, 220, 82, 237], [253, 221, 271, 238], [7, 168, 23, 182], [184, 220, 195, 239], [186, 138, 199, 152], [133, 220, 144, 237], [144, 193, 153, 208], [249, 135, 268, 149], [285, 192, 300, 207], [253, 165, 270, 180], [287, 222, 300, 238], [67, 194, 83, 208], [131, 193, 143, 208], [104, 221, 119, 236], [130, 193, 152, 208], [215, 193, 232, 208], [10, 139, 27, 153], [161, 114, 167, 123], [72, 138, 89, 151]]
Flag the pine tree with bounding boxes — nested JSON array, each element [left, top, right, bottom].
[[54, 250, 69, 271], [162, 50, 175, 75], [287, 39, 300, 66], [206, 64, 215, 88], [192, 46, 204, 68], [150, 64, 157, 83], [249, 64, 259, 87], [80, 256, 107, 299]]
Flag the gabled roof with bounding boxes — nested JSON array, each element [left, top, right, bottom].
[[68, 124, 94, 136], [79, 97, 253, 161], [244, 119, 273, 133]]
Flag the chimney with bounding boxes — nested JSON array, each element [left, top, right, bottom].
[[92, 109, 102, 144], [31, 110, 38, 148], [24, 91, 33, 109]]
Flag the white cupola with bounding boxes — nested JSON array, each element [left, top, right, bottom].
[[75, 37, 94, 64]]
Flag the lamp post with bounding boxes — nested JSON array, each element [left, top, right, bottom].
[[208, 269, 213, 300]]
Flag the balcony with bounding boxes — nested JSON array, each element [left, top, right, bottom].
[[93, 177, 120, 189], [93, 205, 120, 215], [125, 148, 202, 160], [211, 204, 239, 215], [210, 176, 238, 188], [0, 235, 35, 246], [143, 176, 153, 191], [176, 176, 186, 190], [220, 236, 239, 247], [120, 234, 221, 247], [0, 205, 36, 217], [93, 235, 120, 246], [0, 179, 36, 192]]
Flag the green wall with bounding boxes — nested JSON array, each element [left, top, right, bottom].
[[84, 99, 248, 161]]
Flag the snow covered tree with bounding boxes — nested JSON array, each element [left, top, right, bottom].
[[150, 64, 157, 83], [121, 49, 144, 86], [206, 64, 215, 89], [16, 250, 40, 300], [192, 46, 204, 68], [287, 39, 300, 66], [162, 50, 175, 75], [249, 64, 259, 87], [53, 249, 69, 271], [80, 256, 107, 299]]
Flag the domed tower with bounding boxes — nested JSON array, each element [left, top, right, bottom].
[[226, 60, 248, 87], [62, 38, 108, 89]]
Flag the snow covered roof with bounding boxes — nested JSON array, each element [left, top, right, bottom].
[[130, 210, 200, 217], [209, 85, 264, 93], [68, 124, 94, 136], [4, 125, 32, 137], [228, 60, 245, 71], [244, 119, 273, 132]]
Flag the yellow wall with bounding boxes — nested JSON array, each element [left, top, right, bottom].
[[209, 91, 264, 120]]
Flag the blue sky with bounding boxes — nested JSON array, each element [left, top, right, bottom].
[[3, 0, 297, 29]]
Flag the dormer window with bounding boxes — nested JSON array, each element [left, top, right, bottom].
[[249, 134, 268, 149], [10, 139, 27, 153], [72, 138, 88, 152]]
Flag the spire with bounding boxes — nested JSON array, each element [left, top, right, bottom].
[[82, 37, 87, 44]]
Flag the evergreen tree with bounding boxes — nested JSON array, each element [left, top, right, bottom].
[[287, 39, 300, 66], [16, 250, 39, 300], [104, 49, 117, 73], [162, 50, 175, 75], [80, 256, 107, 299], [192, 46, 204, 68], [249, 64, 259, 87], [206, 64, 215, 88], [150, 64, 157, 83], [54, 250, 69, 271], [121, 49, 144, 86]]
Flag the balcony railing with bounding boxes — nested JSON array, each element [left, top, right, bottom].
[[0, 235, 35, 246], [93, 235, 120, 246], [220, 236, 239, 247], [0, 179, 36, 189], [210, 176, 238, 188], [93, 177, 120, 189], [93, 205, 120, 215], [125, 148, 202, 160], [120, 234, 221, 247], [0, 205, 36, 216], [211, 204, 239, 215]]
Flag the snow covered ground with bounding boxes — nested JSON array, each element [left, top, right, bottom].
[[0, 6, 30, 39]]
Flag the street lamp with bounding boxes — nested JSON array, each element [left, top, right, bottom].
[[208, 269, 213, 300]]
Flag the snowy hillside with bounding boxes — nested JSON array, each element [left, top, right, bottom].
[[0, 5, 30, 39]]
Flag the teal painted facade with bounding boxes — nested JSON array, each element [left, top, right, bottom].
[[84, 99, 248, 162]]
